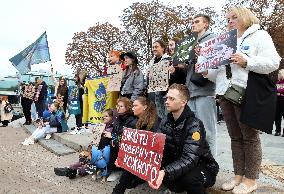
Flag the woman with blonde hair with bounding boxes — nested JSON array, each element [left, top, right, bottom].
[[203, 7, 281, 194], [275, 69, 284, 136]]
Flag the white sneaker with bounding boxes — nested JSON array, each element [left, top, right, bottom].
[[21, 138, 34, 145], [21, 138, 29, 145], [107, 172, 121, 182], [45, 134, 52, 139], [70, 129, 81, 135]]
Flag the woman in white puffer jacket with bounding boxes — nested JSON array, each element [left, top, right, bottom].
[[203, 7, 281, 194]]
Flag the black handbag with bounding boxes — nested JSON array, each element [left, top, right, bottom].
[[223, 83, 246, 105], [223, 65, 246, 105]]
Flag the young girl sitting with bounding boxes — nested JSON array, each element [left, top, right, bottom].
[[54, 109, 116, 181], [21, 102, 67, 145], [97, 108, 116, 149]]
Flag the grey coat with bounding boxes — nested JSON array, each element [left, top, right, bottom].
[[121, 67, 144, 101], [185, 30, 216, 98]]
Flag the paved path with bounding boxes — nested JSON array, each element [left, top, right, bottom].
[[1, 117, 284, 193]]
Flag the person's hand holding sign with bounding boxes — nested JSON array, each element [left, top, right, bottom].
[[148, 170, 165, 190], [195, 63, 208, 76], [230, 53, 247, 68], [115, 159, 120, 168]]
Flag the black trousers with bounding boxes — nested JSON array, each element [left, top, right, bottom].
[[75, 114, 82, 128], [112, 165, 216, 194], [164, 165, 216, 194], [35, 101, 46, 118], [112, 170, 144, 194], [275, 97, 284, 133], [108, 145, 120, 174], [21, 97, 32, 123]]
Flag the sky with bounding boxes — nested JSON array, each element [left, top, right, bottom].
[[0, 0, 225, 77]]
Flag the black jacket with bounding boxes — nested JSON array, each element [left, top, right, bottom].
[[159, 106, 219, 180], [36, 81, 48, 102], [112, 113, 137, 146]]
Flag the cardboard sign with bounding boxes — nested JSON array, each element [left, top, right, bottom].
[[148, 59, 170, 93], [117, 128, 166, 184], [91, 123, 106, 146], [196, 29, 237, 73], [106, 64, 123, 92], [173, 32, 198, 65]]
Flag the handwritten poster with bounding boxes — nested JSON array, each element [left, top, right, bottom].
[[173, 32, 198, 65], [148, 60, 170, 92], [196, 29, 237, 73], [117, 128, 166, 184], [107, 64, 123, 92]]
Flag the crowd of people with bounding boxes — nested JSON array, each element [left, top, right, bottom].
[[3, 7, 281, 194]]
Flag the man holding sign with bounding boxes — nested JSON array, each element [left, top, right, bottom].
[[149, 84, 219, 194], [184, 14, 218, 157]]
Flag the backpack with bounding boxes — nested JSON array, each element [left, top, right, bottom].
[[4, 103, 13, 114]]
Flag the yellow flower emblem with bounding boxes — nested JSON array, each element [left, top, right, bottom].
[[192, 131, 201, 141]]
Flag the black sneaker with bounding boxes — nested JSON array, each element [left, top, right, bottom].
[[66, 168, 77, 179], [54, 167, 69, 176], [275, 132, 281, 136]]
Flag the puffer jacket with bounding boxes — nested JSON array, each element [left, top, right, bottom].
[[120, 67, 144, 101], [111, 113, 137, 146], [159, 106, 219, 180]]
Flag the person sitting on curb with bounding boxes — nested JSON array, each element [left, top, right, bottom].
[[148, 84, 219, 194], [21, 102, 68, 145], [106, 97, 137, 182], [112, 96, 160, 193]]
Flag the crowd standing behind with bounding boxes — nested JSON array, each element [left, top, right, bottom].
[[12, 6, 282, 194]]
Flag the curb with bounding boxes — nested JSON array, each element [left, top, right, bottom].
[[22, 124, 76, 156]]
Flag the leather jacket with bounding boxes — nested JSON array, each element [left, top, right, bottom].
[[159, 106, 219, 180]]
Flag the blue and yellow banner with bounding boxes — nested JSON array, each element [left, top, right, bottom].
[[9, 32, 51, 74], [83, 77, 118, 124]]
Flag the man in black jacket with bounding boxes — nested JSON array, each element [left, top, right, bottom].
[[148, 83, 219, 194]]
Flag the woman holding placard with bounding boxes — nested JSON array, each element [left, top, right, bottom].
[[106, 97, 137, 182], [202, 7, 281, 194], [112, 96, 160, 194]]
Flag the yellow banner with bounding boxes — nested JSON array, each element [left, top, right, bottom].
[[82, 78, 118, 124]]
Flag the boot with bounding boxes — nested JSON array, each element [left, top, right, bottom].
[[66, 168, 77, 179], [112, 183, 127, 194], [54, 167, 69, 176]]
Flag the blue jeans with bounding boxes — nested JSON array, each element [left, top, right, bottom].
[[188, 96, 217, 157], [155, 92, 167, 119]]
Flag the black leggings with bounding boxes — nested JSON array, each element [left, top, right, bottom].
[[275, 97, 284, 133]]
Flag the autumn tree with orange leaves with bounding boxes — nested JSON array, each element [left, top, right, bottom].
[[65, 22, 125, 77]]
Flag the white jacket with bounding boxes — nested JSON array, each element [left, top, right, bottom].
[[206, 24, 281, 95]]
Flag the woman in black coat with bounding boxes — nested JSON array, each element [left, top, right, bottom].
[[103, 97, 137, 182], [112, 96, 160, 193]]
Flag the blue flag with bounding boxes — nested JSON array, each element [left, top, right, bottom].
[[9, 32, 51, 74]]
